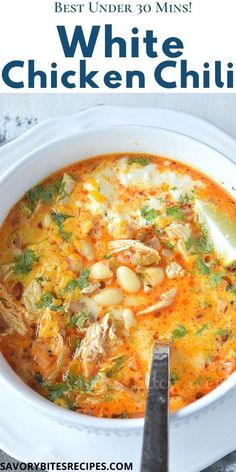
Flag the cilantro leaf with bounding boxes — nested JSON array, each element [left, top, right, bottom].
[[62, 268, 90, 294], [185, 236, 194, 251], [170, 372, 179, 385], [44, 373, 99, 404], [140, 206, 158, 222], [178, 194, 190, 204], [172, 324, 187, 339], [26, 176, 64, 212], [27, 186, 44, 213], [195, 234, 213, 255], [215, 328, 232, 339], [166, 206, 185, 221], [165, 241, 174, 249], [197, 259, 210, 275], [196, 323, 210, 335], [45, 382, 70, 401], [36, 292, 63, 312], [13, 249, 37, 275], [67, 311, 89, 330], [51, 211, 73, 241], [77, 268, 90, 289], [65, 373, 99, 392], [209, 272, 224, 288], [106, 355, 125, 378], [128, 156, 149, 166]]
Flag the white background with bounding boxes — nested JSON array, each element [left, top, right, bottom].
[[0, 0, 236, 92], [0, 93, 236, 139]]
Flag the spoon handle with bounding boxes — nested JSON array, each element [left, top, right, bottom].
[[141, 344, 170, 472]]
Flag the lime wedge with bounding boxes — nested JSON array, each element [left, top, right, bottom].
[[195, 199, 236, 267]]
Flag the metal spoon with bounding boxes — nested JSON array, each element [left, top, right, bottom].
[[141, 343, 170, 472]]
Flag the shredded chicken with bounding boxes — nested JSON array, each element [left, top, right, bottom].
[[165, 223, 191, 241], [108, 239, 160, 266], [23, 279, 42, 317], [80, 282, 101, 295], [0, 264, 14, 281], [78, 313, 116, 377], [137, 288, 177, 315], [166, 262, 185, 279], [0, 283, 27, 335], [177, 239, 189, 261]]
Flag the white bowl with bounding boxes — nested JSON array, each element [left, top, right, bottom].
[[0, 107, 236, 438]]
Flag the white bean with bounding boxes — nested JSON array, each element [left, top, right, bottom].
[[68, 254, 83, 272], [144, 267, 165, 287], [117, 266, 142, 293], [78, 240, 94, 261], [94, 288, 123, 306], [90, 261, 113, 280]]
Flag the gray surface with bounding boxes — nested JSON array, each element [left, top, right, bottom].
[[0, 93, 235, 471]]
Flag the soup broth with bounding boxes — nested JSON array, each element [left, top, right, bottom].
[[0, 153, 236, 418]]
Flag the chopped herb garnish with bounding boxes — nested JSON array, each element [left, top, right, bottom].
[[36, 292, 63, 312], [67, 311, 89, 330], [65, 373, 99, 392], [27, 186, 44, 213], [178, 194, 191, 204], [62, 268, 90, 294], [196, 323, 210, 336], [106, 355, 125, 378], [26, 176, 64, 212], [215, 328, 232, 339], [185, 236, 194, 251], [172, 324, 187, 339], [195, 232, 213, 255], [200, 299, 210, 309], [165, 242, 174, 249], [194, 378, 202, 386], [128, 156, 149, 166], [44, 373, 99, 404], [166, 205, 185, 221], [103, 254, 113, 260], [140, 206, 158, 222], [62, 279, 80, 293], [45, 382, 70, 401], [13, 249, 38, 275], [77, 268, 90, 289], [197, 259, 210, 275], [209, 272, 224, 288], [35, 276, 45, 283], [105, 394, 114, 402], [170, 372, 179, 385], [51, 211, 73, 241]]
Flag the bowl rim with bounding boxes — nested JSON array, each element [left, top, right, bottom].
[[1, 122, 236, 430]]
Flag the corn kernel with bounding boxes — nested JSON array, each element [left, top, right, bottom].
[[90, 191, 106, 203], [84, 177, 99, 192]]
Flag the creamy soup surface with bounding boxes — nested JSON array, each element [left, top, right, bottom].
[[0, 153, 236, 418]]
